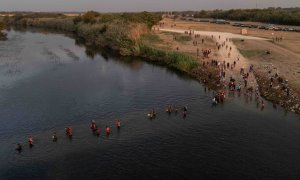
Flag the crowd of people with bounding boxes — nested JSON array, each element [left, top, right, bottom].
[[182, 29, 268, 110]]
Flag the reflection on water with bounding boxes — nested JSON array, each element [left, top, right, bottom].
[[0, 29, 300, 180]]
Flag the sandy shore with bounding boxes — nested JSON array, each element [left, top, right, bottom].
[[158, 28, 261, 92], [148, 24, 300, 114]]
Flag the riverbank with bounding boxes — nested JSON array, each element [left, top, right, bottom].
[[0, 32, 6, 40], [233, 39, 300, 114], [156, 18, 300, 115], [254, 71, 300, 113], [141, 28, 261, 98], [138, 44, 221, 90], [5, 13, 300, 114]]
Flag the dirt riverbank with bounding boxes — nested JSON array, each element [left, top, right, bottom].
[[148, 19, 300, 114]]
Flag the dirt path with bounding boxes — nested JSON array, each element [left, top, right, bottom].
[[159, 28, 268, 91]]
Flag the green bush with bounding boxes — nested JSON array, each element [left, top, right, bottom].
[[25, 18, 76, 32], [139, 44, 199, 72], [141, 34, 162, 43], [175, 35, 192, 42], [10, 12, 162, 56], [0, 21, 4, 30]]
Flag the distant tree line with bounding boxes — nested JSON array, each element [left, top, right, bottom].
[[190, 8, 300, 26]]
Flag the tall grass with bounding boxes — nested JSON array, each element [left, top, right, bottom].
[[174, 35, 192, 42], [139, 44, 199, 72], [27, 18, 77, 32], [17, 18, 144, 56], [162, 32, 192, 42], [140, 33, 162, 43], [239, 49, 265, 58]]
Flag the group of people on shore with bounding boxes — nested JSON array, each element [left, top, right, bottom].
[[181, 29, 270, 110], [196, 33, 268, 109], [166, 25, 283, 111]]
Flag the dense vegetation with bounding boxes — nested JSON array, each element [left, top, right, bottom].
[[0, 21, 6, 40], [0, 21, 4, 30], [8, 11, 162, 55], [139, 44, 198, 72], [187, 8, 300, 26]]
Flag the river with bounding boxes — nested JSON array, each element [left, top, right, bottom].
[[0, 29, 299, 180]]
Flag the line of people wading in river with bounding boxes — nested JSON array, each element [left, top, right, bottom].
[[15, 106, 189, 153]]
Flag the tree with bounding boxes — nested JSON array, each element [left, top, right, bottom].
[[82, 11, 100, 24]]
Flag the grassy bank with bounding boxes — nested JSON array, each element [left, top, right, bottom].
[[139, 44, 198, 72], [138, 44, 221, 90], [238, 49, 266, 58], [174, 35, 192, 43]]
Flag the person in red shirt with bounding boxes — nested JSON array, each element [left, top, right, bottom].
[[106, 126, 110, 135], [28, 136, 33, 147]]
